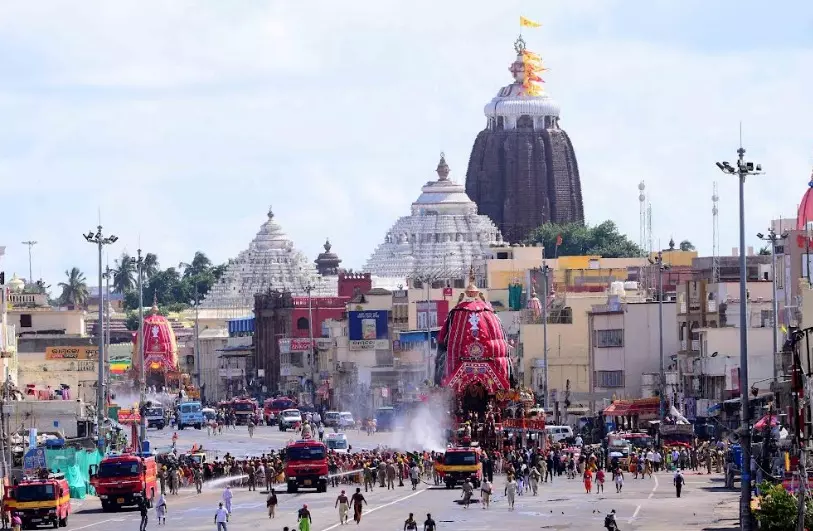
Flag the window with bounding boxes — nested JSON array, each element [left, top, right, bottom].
[[20, 314, 32, 328], [595, 370, 625, 388], [297, 317, 309, 330], [594, 329, 623, 348]]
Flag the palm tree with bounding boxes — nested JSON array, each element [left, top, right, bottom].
[[113, 252, 135, 293], [58, 268, 89, 307], [183, 251, 212, 278], [143, 253, 160, 280]]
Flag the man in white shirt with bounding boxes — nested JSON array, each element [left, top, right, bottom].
[[214, 502, 229, 531], [222, 486, 233, 514], [574, 434, 583, 447]]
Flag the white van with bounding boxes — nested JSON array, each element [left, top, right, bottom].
[[545, 425, 574, 443]]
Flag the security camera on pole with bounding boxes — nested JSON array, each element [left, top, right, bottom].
[[716, 146, 763, 531]]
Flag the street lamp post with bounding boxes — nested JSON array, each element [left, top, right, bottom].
[[21, 241, 36, 286], [757, 229, 788, 382], [649, 251, 669, 421], [102, 265, 112, 406], [83, 226, 118, 448], [128, 250, 146, 448], [716, 148, 763, 531], [192, 285, 201, 388]]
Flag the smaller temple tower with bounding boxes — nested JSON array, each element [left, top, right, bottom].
[[314, 239, 342, 276]]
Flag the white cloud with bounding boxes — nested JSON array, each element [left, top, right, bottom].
[[0, 1, 810, 289]]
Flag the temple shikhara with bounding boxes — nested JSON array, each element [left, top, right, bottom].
[[465, 36, 584, 243], [201, 207, 336, 312], [363, 154, 502, 280]]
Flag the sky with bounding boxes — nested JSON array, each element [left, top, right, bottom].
[[1, 1, 812, 291]]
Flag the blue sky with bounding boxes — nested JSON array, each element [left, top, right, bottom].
[[1, 1, 811, 289]]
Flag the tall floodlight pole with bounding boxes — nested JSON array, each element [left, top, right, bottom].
[[21, 241, 37, 286], [757, 229, 788, 382], [102, 265, 112, 405], [541, 262, 549, 409], [193, 284, 201, 388], [305, 282, 316, 406], [83, 227, 118, 449], [716, 147, 763, 531], [128, 250, 146, 447], [649, 251, 669, 420]]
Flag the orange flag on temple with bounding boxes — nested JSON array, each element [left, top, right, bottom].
[[520, 16, 542, 28]]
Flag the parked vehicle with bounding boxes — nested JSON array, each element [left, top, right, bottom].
[[374, 407, 395, 431], [177, 401, 204, 430], [144, 406, 166, 430], [279, 409, 303, 432], [263, 397, 297, 425], [323, 411, 341, 427], [338, 411, 355, 429]]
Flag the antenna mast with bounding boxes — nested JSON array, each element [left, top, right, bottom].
[[712, 182, 720, 283], [638, 181, 647, 256], [647, 202, 653, 257]]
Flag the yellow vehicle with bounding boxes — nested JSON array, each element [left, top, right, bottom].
[[435, 446, 482, 489], [4, 474, 71, 528]]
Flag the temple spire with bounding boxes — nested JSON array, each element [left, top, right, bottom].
[[436, 152, 450, 181]]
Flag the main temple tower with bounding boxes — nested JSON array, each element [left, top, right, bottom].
[[465, 36, 584, 243]]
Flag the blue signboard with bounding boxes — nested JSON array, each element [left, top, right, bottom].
[[23, 448, 46, 473], [348, 311, 389, 341]]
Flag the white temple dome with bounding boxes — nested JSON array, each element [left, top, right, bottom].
[[363, 154, 502, 280], [201, 206, 335, 311]]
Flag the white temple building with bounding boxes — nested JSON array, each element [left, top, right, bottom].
[[201, 207, 336, 313], [363, 154, 502, 281]]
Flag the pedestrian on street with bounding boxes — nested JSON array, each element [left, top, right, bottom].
[[674, 469, 685, 498], [410, 463, 420, 490], [583, 467, 593, 494], [404, 512, 418, 531], [155, 494, 167, 525], [423, 513, 436, 531], [297, 504, 312, 531], [480, 478, 492, 509], [266, 488, 278, 519], [351, 487, 367, 524], [139, 497, 149, 531], [461, 478, 473, 508], [222, 486, 233, 514], [9, 513, 20, 531], [335, 490, 349, 525], [614, 468, 624, 494], [504, 475, 517, 510], [214, 502, 229, 531], [596, 468, 605, 494]]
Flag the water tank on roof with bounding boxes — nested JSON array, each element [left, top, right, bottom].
[[609, 281, 626, 297]]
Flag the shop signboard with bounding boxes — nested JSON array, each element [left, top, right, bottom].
[[348, 311, 389, 350], [278, 338, 315, 353], [46, 346, 98, 360]]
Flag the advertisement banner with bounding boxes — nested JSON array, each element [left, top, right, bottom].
[[349, 339, 389, 351], [416, 300, 449, 330], [46, 346, 98, 360], [348, 311, 389, 341], [278, 338, 315, 353]]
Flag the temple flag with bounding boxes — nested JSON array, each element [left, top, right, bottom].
[[520, 16, 542, 28]]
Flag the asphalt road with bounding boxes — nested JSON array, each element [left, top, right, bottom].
[[68, 424, 740, 531]]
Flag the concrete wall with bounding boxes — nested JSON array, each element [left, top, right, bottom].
[[8, 310, 86, 336]]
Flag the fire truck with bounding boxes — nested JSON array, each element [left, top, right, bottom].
[[435, 445, 483, 489], [90, 452, 158, 511], [4, 473, 71, 528], [263, 396, 297, 425], [229, 397, 260, 425], [284, 438, 328, 493]]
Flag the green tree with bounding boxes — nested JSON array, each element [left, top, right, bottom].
[[754, 482, 802, 530], [144, 267, 183, 306], [124, 311, 140, 331], [143, 253, 160, 279], [679, 240, 695, 251], [113, 253, 135, 293], [58, 267, 89, 307], [524, 220, 643, 259]]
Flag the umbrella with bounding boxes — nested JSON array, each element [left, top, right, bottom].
[[609, 451, 623, 458], [754, 414, 779, 431]]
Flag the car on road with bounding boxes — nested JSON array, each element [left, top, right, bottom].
[[323, 411, 340, 427], [326, 432, 349, 453], [279, 409, 302, 432], [338, 411, 355, 429]]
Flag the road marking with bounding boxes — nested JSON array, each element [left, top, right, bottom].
[[70, 519, 115, 530], [629, 470, 659, 523], [318, 488, 427, 531]]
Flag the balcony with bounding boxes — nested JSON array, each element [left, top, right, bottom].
[[8, 293, 49, 308]]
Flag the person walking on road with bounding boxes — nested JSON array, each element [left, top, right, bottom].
[[674, 469, 685, 498], [480, 478, 492, 509], [266, 488, 278, 519], [461, 478, 474, 508], [155, 493, 167, 525], [214, 502, 229, 531], [222, 486, 233, 514], [596, 468, 605, 494], [504, 475, 517, 511], [614, 468, 624, 494], [386, 461, 397, 490], [410, 463, 421, 490], [335, 490, 349, 525], [423, 513, 436, 531], [297, 504, 312, 531], [583, 467, 593, 494], [351, 488, 367, 524], [404, 513, 418, 530], [139, 497, 149, 531]]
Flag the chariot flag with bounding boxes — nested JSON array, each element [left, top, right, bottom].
[[520, 16, 541, 28]]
